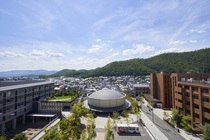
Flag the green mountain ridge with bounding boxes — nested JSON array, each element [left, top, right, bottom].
[[52, 48, 210, 77]]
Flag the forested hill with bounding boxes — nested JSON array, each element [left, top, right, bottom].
[[52, 48, 210, 77]]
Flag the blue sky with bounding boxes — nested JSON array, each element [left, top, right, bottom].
[[0, 0, 210, 71]]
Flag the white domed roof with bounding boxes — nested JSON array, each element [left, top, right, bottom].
[[88, 88, 125, 99]]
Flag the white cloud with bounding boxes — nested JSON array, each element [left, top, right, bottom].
[[87, 45, 102, 53], [30, 50, 64, 58], [87, 39, 109, 53], [0, 51, 25, 57], [190, 29, 206, 33], [154, 48, 185, 56], [169, 40, 187, 45], [122, 44, 154, 55], [96, 39, 101, 42], [189, 40, 197, 43]]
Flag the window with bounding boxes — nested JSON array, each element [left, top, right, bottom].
[[178, 99, 183, 103], [203, 107, 210, 113], [186, 109, 190, 114], [185, 92, 190, 97], [192, 87, 198, 91], [186, 101, 190, 106], [185, 86, 189, 89], [193, 104, 199, 109], [202, 88, 209, 93], [202, 97, 209, 102], [204, 118, 210, 123], [194, 113, 200, 119], [193, 94, 199, 99]]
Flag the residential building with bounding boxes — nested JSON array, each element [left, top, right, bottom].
[[0, 80, 54, 135]]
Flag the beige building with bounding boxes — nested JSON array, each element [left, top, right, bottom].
[[85, 88, 131, 112]]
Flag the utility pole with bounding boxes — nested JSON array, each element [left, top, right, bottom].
[[152, 107, 154, 123]]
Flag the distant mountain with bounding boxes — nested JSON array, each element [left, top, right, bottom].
[[0, 70, 57, 77], [52, 48, 210, 78]]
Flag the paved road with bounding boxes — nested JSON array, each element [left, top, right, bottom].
[[141, 104, 185, 140]]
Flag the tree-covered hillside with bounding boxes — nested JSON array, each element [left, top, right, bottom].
[[52, 48, 210, 77]]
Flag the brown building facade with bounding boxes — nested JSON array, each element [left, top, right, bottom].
[[171, 73, 210, 130], [150, 73, 172, 109], [150, 72, 210, 129]]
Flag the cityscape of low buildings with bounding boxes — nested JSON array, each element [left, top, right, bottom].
[[1, 72, 210, 139]]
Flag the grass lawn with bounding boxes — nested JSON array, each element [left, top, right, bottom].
[[49, 96, 72, 101]]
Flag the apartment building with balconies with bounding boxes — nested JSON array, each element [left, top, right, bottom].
[[0, 80, 54, 135]]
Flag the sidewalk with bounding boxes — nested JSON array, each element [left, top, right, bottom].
[[143, 98, 201, 140], [153, 108, 201, 140], [141, 111, 169, 140]]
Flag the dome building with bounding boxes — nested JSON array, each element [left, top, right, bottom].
[[84, 88, 131, 112]]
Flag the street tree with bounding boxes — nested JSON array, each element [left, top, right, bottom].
[[86, 113, 95, 140], [0, 136, 6, 140], [180, 115, 191, 132], [203, 124, 210, 140], [71, 102, 90, 118], [171, 109, 182, 126], [104, 115, 112, 140], [13, 132, 27, 140], [112, 111, 119, 130]]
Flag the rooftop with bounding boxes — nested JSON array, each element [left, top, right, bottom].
[[88, 88, 125, 99], [0, 80, 54, 92]]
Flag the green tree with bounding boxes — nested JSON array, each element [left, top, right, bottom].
[[122, 108, 128, 118], [14, 132, 27, 140], [180, 115, 191, 132], [43, 125, 60, 140], [203, 124, 210, 140], [112, 111, 119, 130], [86, 113, 95, 140], [71, 102, 90, 118], [171, 109, 182, 126], [163, 111, 170, 121], [104, 116, 112, 140], [59, 114, 81, 139], [0, 136, 6, 140]]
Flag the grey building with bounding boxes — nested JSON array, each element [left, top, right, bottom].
[[0, 80, 54, 135], [133, 84, 150, 97]]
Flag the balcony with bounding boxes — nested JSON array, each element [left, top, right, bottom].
[[194, 108, 200, 114], [175, 100, 182, 108], [176, 94, 182, 100], [203, 102, 210, 108], [203, 112, 210, 119], [193, 99, 200, 104], [175, 86, 182, 92]]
